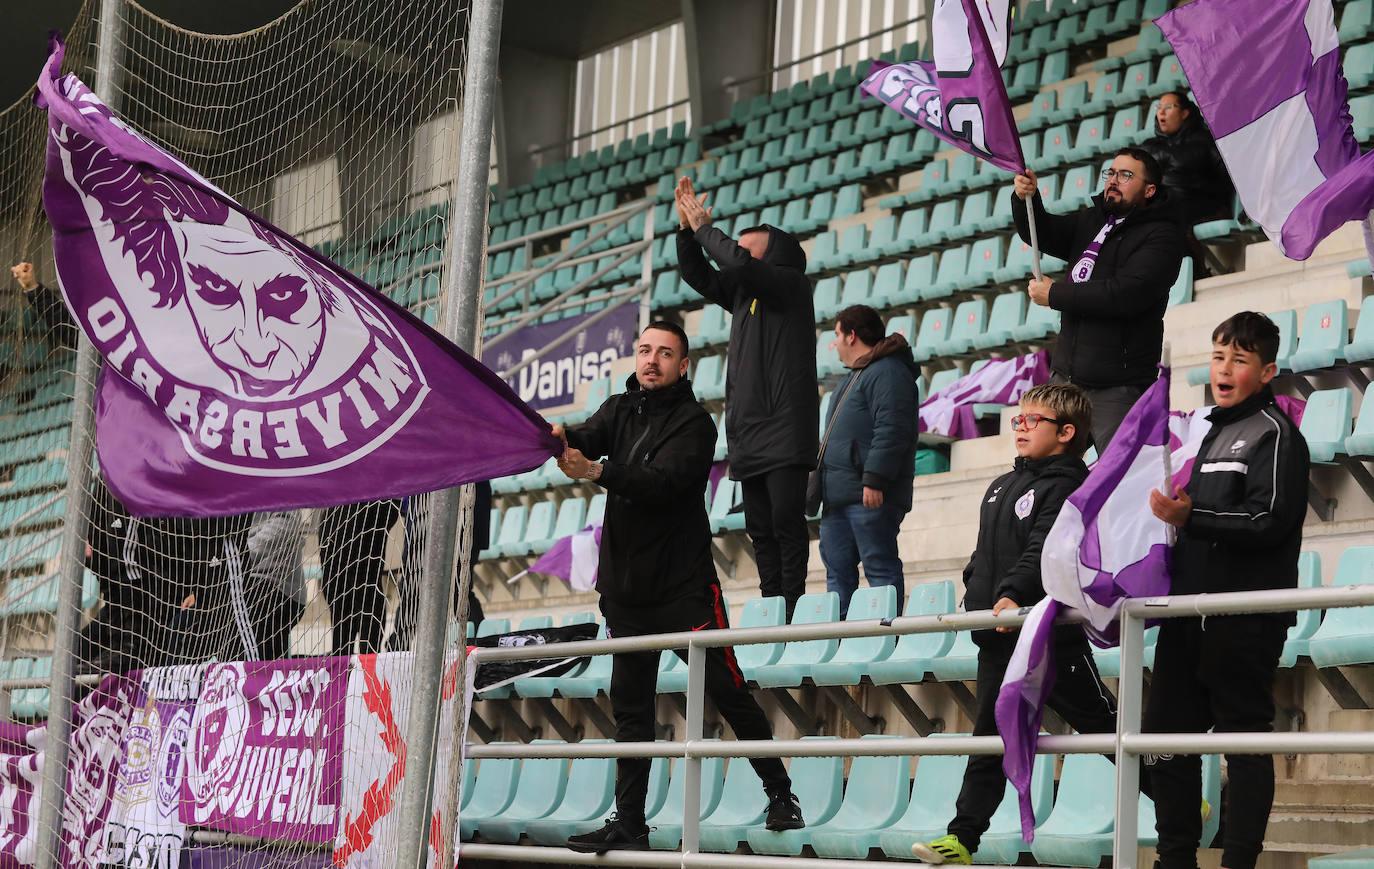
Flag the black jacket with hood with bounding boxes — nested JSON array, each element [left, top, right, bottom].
[[1141, 111, 1234, 224], [676, 223, 819, 479], [1172, 385, 1309, 624], [565, 373, 719, 607], [1012, 190, 1186, 389], [820, 333, 921, 511], [961, 452, 1089, 615]]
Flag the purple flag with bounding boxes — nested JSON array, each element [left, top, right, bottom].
[[516, 523, 603, 591], [858, 0, 1025, 174], [35, 37, 559, 517], [996, 369, 1174, 841], [1156, 0, 1374, 261], [918, 350, 1049, 439]]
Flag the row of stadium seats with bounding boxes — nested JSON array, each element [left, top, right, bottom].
[[0, 656, 53, 719], [1186, 297, 1374, 386], [461, 736, 1217, 863]]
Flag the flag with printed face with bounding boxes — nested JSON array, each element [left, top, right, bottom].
[[1156, 0, 1374, 261], [858, 0, 1025, 173], [996, 369, 1174, 841], [36, 36, 559, 517]]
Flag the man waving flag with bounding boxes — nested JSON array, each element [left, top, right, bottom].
[[36, 36, 559, 517]]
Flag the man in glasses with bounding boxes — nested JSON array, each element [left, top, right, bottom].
[[1010, 147, 1186, 450]]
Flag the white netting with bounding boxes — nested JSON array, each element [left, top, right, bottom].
[[0, 1, 475, 868]]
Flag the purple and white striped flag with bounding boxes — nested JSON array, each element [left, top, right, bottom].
[[918, 350, 1049, 440], [858, 0, 1026, 174], [996, 368, 1175, 841], [512, 523, 603, 592], [1156, 0, 1374, 261], [35, 37, 559, 516]]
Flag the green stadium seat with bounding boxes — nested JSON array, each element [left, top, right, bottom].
[[883, 208, 927, 257], [963, 236, 1005, 290], [808, 231, 838, 273], [1007, 57, 1042, 102], [1290, 299, 1349, 372], [647, 752, 727, 849], [886, 314, 917, 346], [1083, 70, 1123, 115], [935, 153, 981, 199], [916, 199, 960, 249], [730, 596, 789, 679], [813, 276, 842, 322], [1065, 114, 1109, 163], [914, 307, 955, 361], [866, 580, 957, 685], [458, 750, 520, 840], [1092, 626, 1159, 678], [836, 269, 874, 312], [1309, 849, 1374, 869], [1309, 547, 1374, 667], [752, 738, 910, 857], [489, 505, 528, 558], [470, 744, 568, 840], [709, 478, 746, 533], [520, 746, 617, 846], [860, 216, 896, 264], [1346, 391, 1374, 457], [1344, 43, 1374, 91], [1278, 552, 1324, 668], [928, 245, 970, 301], [1058, 165, 1097, 210], [784, 162, 815, 198], [1167, 257, 1194, 307], [1340, 0, 1374, 43], [696, 304, 732, 347], [1024, 88, 1060, 133], [1300, 388, 1353, 463], [693, 354, 727, 401], [833, 184, 863, 221], [514, 500, 557, 557], [936, 299, 988, 356], [1272, 309, 1299, 371], [1148, 54, 1188, 97], [896, 255, 936, 305], [1353, 94, 1374, 142], [832, 224, 867, 269], [930, 626, 979, 680], [871, 262, 904, 309], [810, 585, 899, 683], [974, 292, 1028, 351], [1038, 123, 1074, 169], [1104, 105, 1145, 149], [752, 592, 842, 688], [1029, 753, 1159, 866], [1115, 61, 1154, 107]]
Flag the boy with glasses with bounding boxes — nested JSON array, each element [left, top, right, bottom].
[[912, 383, 1122, 865]]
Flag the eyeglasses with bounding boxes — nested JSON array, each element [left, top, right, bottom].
[[1010, 413, 1062, 431], [1100, 168, 1136, 183], [1157, 102, 1181, 112]]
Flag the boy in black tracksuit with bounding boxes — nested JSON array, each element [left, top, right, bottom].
[[1147, 312, 1309, 869], [914, 383, 1120, 865], [552, 322, 802, 854]]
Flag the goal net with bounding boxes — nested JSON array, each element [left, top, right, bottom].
[[0, 1, 478, 868]]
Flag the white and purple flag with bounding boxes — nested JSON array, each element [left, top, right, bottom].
[[858, 0, 1025, 173], [1156, 0, 1374, 261], [35, 37, 559, 517], [995, 368, 1175, 841], [511, 523, 603, 592], [918, 350, 1049, 440]]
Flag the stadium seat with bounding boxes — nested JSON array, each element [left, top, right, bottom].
[[808, 231, 838, 273], [729, 596, 789, 680], [1267, 308, 1299, 371], [528, 498, 587, 556], [832, 224, 867, 270], [1115, 61, 1154, 107], [647, 753, 726, 849], [809, 585, 899, 684], [513, 500, 556, 558], [868, 262, 903, 309], [930, 627, 979, 681], [1065, 114, 1108, 164], [974, 292, 1028, 350], [696, 759, 770, 852], [813, 276, 843, 322], [927, 245, 969, 301], [1308, 546, 1374, 668], [693, 355, 727, 401], [490, 505, 528, 558], [884, 208, 928, 257], [1289, 299, 1349, 372], [836, 269, 874, 312], [1340, 0, 1374, 43], [459, 750, 520, 840], [1344, 295, 1374, 363], [886, 314, 917, 345], [1104, 106, 1144, 149], [1092, 626, 1159, 678], [1345, 42, 1374, 91], [1279, 551, 1324, 668], [876, 748, 1055, 863], [752, 592, 842, 688], [1167, 257, 1194, 307], [1038, 123, 1073, 169], [695, 304, 732, 347], [709, 478, 747, 533], [963, 237, 1005, 290], [868, 580, 958, 685], [816, 331, 844, 377], [1083, 70, 1123, 116], [747, 737, 909, 856], [1299, 388, 1353, 463], [1353, 94, 1374, 142], [1346, 394, 1374, 457], [913, 308, 954, 362], [520, 745, 616, 846], [1148, 54, 1188, 98], [936, 299, 988, 357], [1028, 753, 1159, 867], [1049, 80, 1090, 125], [470, 746, 568, 841]]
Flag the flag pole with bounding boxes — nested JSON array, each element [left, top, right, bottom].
[[1160, 342, 1176, 546], [1026, 181, 1043, 280]]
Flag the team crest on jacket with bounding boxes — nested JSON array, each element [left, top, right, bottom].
[[1014, 488, 1035, 520]]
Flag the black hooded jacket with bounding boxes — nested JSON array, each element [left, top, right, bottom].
[[961, 452, 1089, 614], [1012, 190, 1186, 389], [820, 333, 921, 511], [676, 223, 819, 479], [1141, 111, 1234, 224], [565, 373, 720, 607]]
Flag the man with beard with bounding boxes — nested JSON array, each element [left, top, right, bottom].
[[1012, 147, 1186, 450]]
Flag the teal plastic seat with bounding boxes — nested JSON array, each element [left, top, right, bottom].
[[817, 331, 844, 378], [916, 199, 959, 248], [529, 497, 587, 556], [1272, 308, 1299, 371], [813, 276, 842, 323], [1311, 848, 1374, 869], [555, 623, 613, 698], [1013, 296, 1062, 342], [1343, 294, 1374, 363], [693, 354, 727, 401], [695, 759, 769, 852], [963, 236, 1004, 291], [835, 269, 874, 312], [732, 596, 789, 680], [709, 478, 746, 534], [490, 505, 528, 558], [1344, 42, 1374, 91], [1346, 393, 1374, 457], [647, 752, 727, 849], [832, 224, 867, 269], [928, 245, 969, 301], [1028, 753, 1158, 866], [1279, 551, 1324, 668], [1299, 388, 1353, 463], [1341, 0, 1374, 41], [1092, 626, 1159, 678], [748, 737, 909, 856], [695, 304, 732, 347], [1168, 257, 1194, 307], [913, 307, 954, 362], [936, 298, 988, 357], [1289, 299, 1349, 372], [1105, 106, 1145, 149], [458, 749, 520, 840], [1149, 54, 1189, 98], [752, 592, 842, 688], [883, 209, 927, 258], [808, 230, 838, 273], [521, 744, 616, 845], [810, 585, 899, 685], [886, 314, 916, 345], [1039, 123, 1073, 168], [974, 292, 1027, 350], [930, 627, 979, 681], [876, 746, 1054, 862], [869, 580, 957, 685], [513, 500, 556, 557], [1308, 546, 1374, 667], [1115, 61, 1154, 107]]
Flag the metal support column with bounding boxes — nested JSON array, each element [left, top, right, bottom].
[[1112, 607, 1147, 869]]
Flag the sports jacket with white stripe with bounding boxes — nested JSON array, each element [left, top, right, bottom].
[[1173, 386, 1309, 621]]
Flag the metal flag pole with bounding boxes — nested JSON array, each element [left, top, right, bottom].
[[1160, 342, 1176, 546], [1025, 182, 1044, 280]]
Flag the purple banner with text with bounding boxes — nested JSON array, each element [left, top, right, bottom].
[[483, 307, 636, 411]]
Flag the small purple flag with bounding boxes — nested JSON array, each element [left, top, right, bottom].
[[918, 350, 1049, 439], [858, 0, 1025, 174], [516, 523, 603, 592], [996, 368, 1175, 841], [1156, 0, 1374, 261], [35, 37, 560, 516]]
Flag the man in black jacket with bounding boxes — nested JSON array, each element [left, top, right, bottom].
[[1012, 147, 1186, 451], [11, 261, 77, 349], [553, 321, 803, 853], [675, 177, 818, 619]]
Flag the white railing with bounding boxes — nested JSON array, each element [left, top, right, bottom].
[[460, 583, 1374, 869]]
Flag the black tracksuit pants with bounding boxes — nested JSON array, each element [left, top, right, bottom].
[[601, 583, 791, 829], [950, 627, 1125, 853], [1145, 615, 1288, 869], [321, 499, 401, 655], [741, 466, 810, 619]]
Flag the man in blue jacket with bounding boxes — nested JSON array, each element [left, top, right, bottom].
[[819, 305, 919, 618]]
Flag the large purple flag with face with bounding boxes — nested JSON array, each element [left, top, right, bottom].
[[995, 369, 1175, 841], [35, 38, 560, 517], [858, 0, 1025, 174], [1156, 0, 1374, 261]]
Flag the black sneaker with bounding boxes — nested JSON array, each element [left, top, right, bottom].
[[764, 790, 805, 831], [566, 815, 650, 853]]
